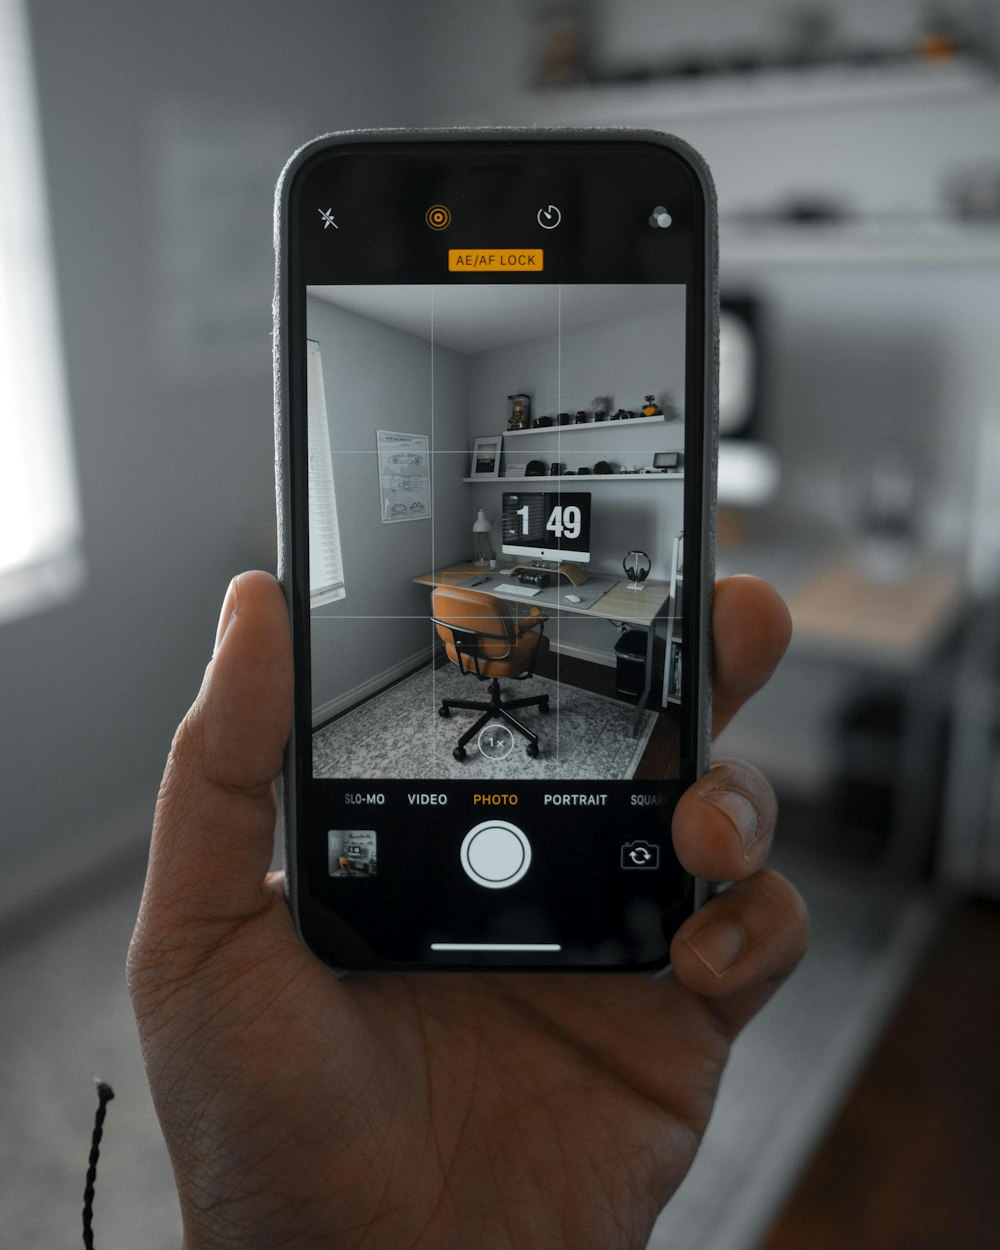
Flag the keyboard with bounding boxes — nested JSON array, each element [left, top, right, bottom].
[[493, 582, 542, 597]]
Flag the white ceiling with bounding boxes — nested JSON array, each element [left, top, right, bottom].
[[307, 283, 679, 355]]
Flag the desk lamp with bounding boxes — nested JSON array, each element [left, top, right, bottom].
[[472, 508, 493, 565]]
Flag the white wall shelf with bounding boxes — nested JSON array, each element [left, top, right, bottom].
[[722, 219, 1000, 269], [526, 57, 993, 125], [464, 472, 684, 484], [501, 413, 672, 436]]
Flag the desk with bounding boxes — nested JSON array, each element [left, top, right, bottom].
[[785, 553, 966, 887], [786, 556, 964, 671], [414, 562, 673, 734]]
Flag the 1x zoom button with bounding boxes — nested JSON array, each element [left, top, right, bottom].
[[460, 821, 532, 889]]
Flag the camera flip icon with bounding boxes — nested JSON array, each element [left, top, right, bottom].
[[621, 839, 659, 869]]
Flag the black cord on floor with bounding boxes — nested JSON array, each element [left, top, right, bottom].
[[82, 1079, 114, 1249]]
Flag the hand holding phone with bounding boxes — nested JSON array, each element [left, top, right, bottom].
[[129, 570, 805, 1250]]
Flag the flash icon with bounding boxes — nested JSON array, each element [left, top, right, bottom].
[[318, 208, 338, 230]]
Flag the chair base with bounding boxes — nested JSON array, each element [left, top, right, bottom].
[[439, 677, 548, 759]]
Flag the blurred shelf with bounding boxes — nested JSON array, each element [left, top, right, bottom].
[[463, 472, 684, 483], [721, 219, 1000, 268], [530, 57, 994, 123]]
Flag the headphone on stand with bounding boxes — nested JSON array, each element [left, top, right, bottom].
[[623, 550, 650, 590]]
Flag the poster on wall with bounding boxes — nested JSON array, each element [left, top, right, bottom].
[[376, 430, 432, 523]]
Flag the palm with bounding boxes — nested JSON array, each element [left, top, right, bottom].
[[150, 887, 728, 1250]]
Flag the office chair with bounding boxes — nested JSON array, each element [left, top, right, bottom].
[[431, 586, 549, 761]]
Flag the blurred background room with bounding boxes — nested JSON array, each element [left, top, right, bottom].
[[2, 0, 998, 1246]]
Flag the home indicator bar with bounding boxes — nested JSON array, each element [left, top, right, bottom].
[[430, 943, 562, 952]]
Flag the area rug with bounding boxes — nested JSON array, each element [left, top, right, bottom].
[[313, 663, 655, 781]]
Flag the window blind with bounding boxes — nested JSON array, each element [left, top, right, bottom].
[[306, 339, 345, 605]]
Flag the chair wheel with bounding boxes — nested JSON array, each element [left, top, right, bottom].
[[539, 697, 550, 714], [438, 706, 451, 718], [526, 742, 539, 758], [453, 746, 467, 761]]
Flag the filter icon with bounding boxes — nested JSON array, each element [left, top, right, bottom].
[[425, 204, 452, 230]]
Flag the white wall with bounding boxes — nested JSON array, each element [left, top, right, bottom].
[[0, 0, 428, 913], [466, 294, 687, 440], [720, 265, 1000, 552], [307, 296, 468, 718]]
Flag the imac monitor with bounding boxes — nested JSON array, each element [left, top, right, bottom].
[[501, 491, 591, 564]]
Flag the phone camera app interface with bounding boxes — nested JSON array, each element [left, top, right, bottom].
[[291, 141, 707, 966]]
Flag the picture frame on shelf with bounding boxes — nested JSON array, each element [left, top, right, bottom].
[[471, 435, 503, 478], [503, 460, 528, 479], [654, 451, 680, 471]]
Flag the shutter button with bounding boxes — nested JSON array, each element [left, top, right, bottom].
[[460, 821, 531, 889]]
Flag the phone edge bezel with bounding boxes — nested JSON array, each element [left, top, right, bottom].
[[273, 126, 719, 974]]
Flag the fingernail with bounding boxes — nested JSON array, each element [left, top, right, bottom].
[[213, 577, 239, 656], [684, 920, 745, 977], [699, 772, 760, 856]]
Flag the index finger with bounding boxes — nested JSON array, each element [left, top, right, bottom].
[[711, 575, 791, 738]]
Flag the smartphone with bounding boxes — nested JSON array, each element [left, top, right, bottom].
[[274, 129, 717, 972]]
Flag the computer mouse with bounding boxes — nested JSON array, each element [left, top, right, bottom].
[[564, 593, 582, 603]]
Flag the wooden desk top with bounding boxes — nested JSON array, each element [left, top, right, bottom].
[[786, 555, 965, 670], [414, 562, 671, 627]]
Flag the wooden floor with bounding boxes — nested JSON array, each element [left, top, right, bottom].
[[534, 648, 681, 778], [759, 897, 1000, 1250]]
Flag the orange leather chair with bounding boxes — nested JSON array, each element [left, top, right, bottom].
[[431, 586, 549, 761]]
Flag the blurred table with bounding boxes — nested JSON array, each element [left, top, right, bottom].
[[785, 553, 966, 884], [786, 556, 965, 670]]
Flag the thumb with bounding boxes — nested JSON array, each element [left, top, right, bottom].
[[141, 570, 293, 928]]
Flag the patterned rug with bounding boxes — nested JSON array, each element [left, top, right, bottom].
[[313, 663, 655, 781]]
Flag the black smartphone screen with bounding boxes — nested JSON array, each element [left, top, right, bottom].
[[279, 133, 715, 970]]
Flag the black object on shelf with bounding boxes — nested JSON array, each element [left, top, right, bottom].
[[615, 629, 647, 701]]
